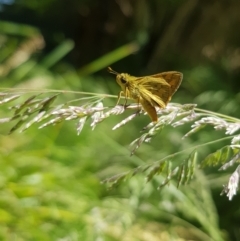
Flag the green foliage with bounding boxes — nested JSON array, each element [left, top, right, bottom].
[[201, 146, 240, 168], [1, 1, 240, 240]]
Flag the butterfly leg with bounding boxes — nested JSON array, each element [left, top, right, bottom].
[[116, 91, 123, 106], [123, 90, 129, 107], [123, 96, 128, 106], [116, 91, 129, 110]]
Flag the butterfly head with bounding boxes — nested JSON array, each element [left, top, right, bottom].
[[108, 67, 130, 89]]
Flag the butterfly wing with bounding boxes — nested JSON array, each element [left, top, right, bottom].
[[140, 98, 158, 122], [136, 71, 182, 122], [132, 79, 169, 122], [136, 71, 182, 106], [136, 76, 170, 107], [150, 71, 183, 98]]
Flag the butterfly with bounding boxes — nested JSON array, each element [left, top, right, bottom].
[[108, 67, 183, 122]]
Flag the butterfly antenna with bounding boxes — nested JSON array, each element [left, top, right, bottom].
[[108, 67, 119, 75]]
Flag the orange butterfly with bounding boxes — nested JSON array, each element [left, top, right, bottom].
[[108, 67, 182, 122]]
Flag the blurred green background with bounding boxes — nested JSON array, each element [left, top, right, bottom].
[[0, 0, 240, 240]]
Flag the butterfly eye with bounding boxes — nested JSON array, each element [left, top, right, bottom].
[[120, 77, 127, 84]]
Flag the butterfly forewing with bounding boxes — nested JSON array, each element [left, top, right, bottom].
[[136, 76, 171, 105], [151, 71, 183, 96], [138, 86, 167, 108]]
